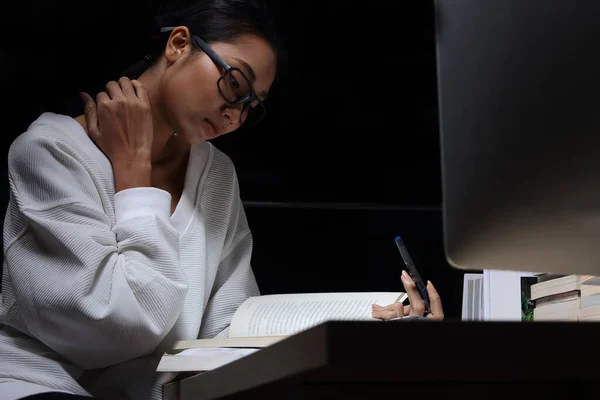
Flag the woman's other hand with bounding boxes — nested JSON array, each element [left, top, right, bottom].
[[372, 271, 444, 321]]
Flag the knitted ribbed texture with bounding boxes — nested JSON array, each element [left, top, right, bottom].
[[0, 113, 259, 399]]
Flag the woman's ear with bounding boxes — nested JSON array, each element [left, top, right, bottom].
[[164, 26, 192, 63]]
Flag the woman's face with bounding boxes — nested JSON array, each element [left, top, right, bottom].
[[157, 27, 277, 143]]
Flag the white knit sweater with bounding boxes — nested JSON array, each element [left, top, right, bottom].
[[0, 113, 260, 399]]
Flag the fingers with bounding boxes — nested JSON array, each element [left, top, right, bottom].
[[371, 303, 404, 320], [426, 281, 444, 320], [401, 270, 426, 316], [106, 77, 147, 102], [118, 76, 136, 98], [131, 79, 150, 105], [371, 308, 396, 320], [96, 91, 111, 111], [80, 92, 99, 138], [404, 304, 411, 317], [106, 80, 124, 100], [104, 78, 150, 109]]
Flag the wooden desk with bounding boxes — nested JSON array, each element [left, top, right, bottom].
[[164, 320, 600, 399]]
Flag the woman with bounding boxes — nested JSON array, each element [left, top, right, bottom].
[[0, 0, 442, 399]]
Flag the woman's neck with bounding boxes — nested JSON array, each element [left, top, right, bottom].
[[136, 69, 187, 164]]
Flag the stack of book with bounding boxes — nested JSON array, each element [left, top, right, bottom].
[[531, 274, 600, 321], [579, 278, 600, 321]]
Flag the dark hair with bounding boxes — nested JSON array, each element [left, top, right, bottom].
[[122, 0, 281, 79]]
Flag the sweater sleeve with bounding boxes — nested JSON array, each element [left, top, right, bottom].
[[3, 134, 188, 369]]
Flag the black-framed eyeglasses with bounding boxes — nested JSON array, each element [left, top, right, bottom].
[[160, 27, 266, 128]]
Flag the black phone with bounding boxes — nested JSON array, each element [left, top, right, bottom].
[[394, 236, 431, 314]]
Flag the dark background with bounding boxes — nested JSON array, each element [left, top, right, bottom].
[[0, 1, 467, 318]]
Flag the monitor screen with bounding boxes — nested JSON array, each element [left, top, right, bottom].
[[436, 0, 600, 275]]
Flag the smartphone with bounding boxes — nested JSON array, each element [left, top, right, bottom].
[[394, 236, 431, 314]]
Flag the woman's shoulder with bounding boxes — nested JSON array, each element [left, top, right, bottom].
[[198, 143, 244, 209], [11, 112, 87, 151], [205, 142, 238, 180], [9, 112, 108, 171]]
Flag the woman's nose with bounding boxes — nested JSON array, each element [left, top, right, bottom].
[[223, 105, 242, 126]]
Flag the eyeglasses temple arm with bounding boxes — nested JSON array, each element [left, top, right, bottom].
[[160, 27, 232, 70]]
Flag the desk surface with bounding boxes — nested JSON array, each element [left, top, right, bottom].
[[164, 320, 600, 400]]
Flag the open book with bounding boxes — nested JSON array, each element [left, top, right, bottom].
[[157, 291, 406, 372]]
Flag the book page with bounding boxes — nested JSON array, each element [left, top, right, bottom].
[[157, 348, 258, 372], [173, 335, 286, 350], [229, 292, 406, 337]]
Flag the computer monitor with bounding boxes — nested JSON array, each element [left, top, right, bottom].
[[435, 0, 600, 275]]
